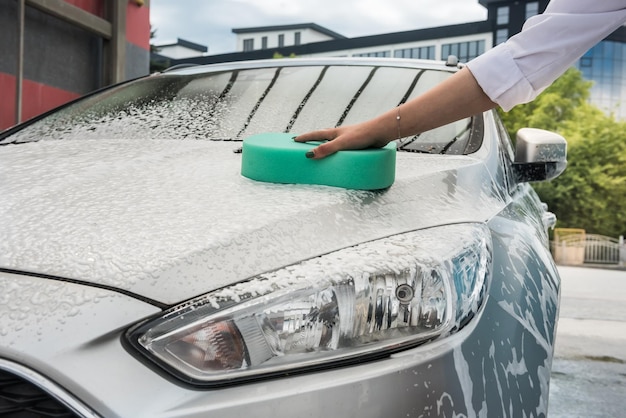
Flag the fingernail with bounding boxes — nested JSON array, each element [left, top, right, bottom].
[[292, 136, 297, 140], [305, 151, 315, 159]]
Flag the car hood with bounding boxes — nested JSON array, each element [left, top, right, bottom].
[[0, 139, 506, 305]]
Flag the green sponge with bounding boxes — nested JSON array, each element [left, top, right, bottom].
[[241, 132, 396, 190]]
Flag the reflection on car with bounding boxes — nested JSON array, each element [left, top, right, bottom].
[[0, 57, 565, 417]]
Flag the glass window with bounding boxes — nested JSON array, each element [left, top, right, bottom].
[[574, 41, 626, 119], [525, 2, 539, 20], [419, 46, 435, 60], [278, 34, 285, 47], [469, 41, 477, 58], [261, 36, 268, 50], [353, 51, 390, 58], [393, 46, 435, 60], [442, 44, 450, 58], [243, 39, 254, 52], [1, 64, 480, 155], [450, 44, 459, 57], [459, 43, 468, 60], [496, 29, 509, 45], [497, 6, 509, 25], [294, 32, 301, 46], [441, 41, 484, 62]]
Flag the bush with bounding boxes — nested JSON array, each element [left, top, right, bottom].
[[499, 68, 626, 237]]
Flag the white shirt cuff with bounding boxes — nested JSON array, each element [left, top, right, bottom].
[[466, 45, 537, 112]]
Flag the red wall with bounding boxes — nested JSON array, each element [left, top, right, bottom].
[[0, 73, 80, 131], [63, 0, 151, 49], [126, 2, 150, 50], [63, 0, 105, 17], [0, 73, 17, 130]]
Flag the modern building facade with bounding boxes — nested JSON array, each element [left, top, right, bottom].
[[171, 0, 626, 119], [576, 35, 626, 115], [0, 0, 151, 131]]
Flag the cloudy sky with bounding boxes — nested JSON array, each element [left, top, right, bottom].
[[149, 0, 487, 55]]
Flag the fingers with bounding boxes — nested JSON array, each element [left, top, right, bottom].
[[293, 128, 336, 144], [305, 140, 342, 159], [294, 128, 340, 159], [293, 125, 388, 159]]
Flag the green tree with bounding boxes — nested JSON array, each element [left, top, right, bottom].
[[498, 68, 592, 139], [273, 52, 297, 59], [150, 26, 160, 53], [532, 104, 626, 236], [149, 26, 170, 73], [499, 68, 626, 237]]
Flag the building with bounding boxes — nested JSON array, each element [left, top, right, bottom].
[[172, 0, 626, 119], [151, 37, 208, 72], [576, 32, 626, 115], [0, 0, 151, 131], [3, 0, 624, 128], [153, 37, 208, 59], [232, 23, 346, 53]]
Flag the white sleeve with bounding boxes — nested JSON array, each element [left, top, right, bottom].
[[466, 0, 626, 111]]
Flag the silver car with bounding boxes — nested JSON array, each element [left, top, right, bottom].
[[0, 58, 565, 417]]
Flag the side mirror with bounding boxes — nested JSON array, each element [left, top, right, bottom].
[[512, 128, 567, 183]]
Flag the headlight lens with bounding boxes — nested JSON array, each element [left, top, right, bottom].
[[128, 223, 491, 386]]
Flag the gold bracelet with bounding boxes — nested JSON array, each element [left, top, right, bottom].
[[396, 106, 401, 140]]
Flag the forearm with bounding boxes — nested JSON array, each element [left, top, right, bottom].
[[390, 66, 496, 139], [295, 67, 496, 159], [337, 67, 495, 141]]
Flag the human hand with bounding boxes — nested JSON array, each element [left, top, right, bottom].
[[293, 68, 496, 160], [293, 124, 391, 160]]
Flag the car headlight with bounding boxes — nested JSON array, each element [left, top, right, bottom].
[[127, 223, 491, 386]]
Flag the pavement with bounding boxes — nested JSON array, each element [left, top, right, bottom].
[[548, 265, 626, 418]]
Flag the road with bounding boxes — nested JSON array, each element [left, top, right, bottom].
[[548, 265, 626, 417]]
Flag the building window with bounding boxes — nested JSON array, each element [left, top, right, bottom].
[[496, 28, 509, 45], [441, 40, 485, 62], [294, 31, 301, 46], [243, 38, 254, 52], [497, 6, 509, 25], [394, 46, 435, 60], [575, 41, 626, 119], [278, 34, 285, 47], [353, 50, 391, 58], [261, 36, 268, 49], [579, 56, 593, 68], [526, 2, 539, 19]]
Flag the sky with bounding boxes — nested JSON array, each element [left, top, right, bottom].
[[149, 0, 488, 55]]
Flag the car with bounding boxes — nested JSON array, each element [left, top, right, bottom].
[[0, 57, 565, 417]]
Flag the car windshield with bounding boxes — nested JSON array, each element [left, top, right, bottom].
[[0, 63, 482, 154]]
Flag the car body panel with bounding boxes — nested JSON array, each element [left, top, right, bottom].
[[0, 201, 559, 418], [0, 58, 561, 417], [1, 134, 506, 305]]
